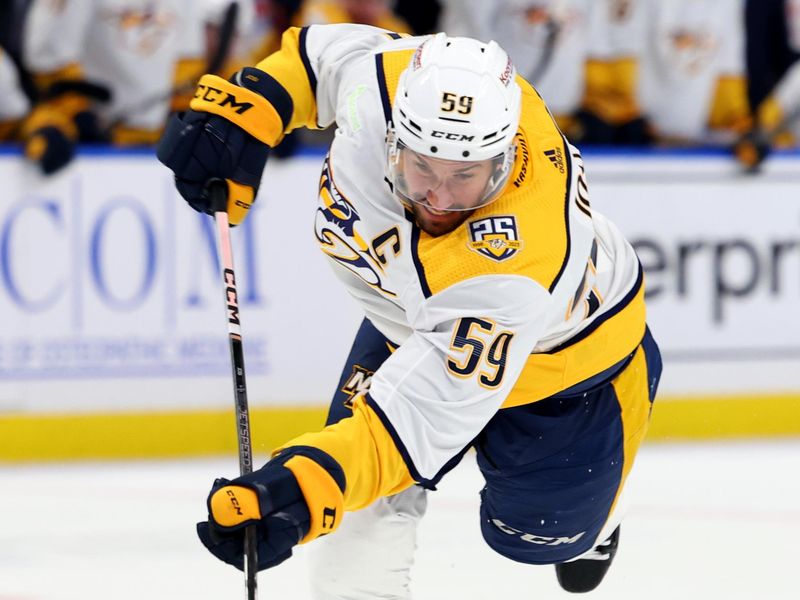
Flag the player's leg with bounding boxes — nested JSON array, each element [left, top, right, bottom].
[[554, 328, 661, 592], [308, 485, 427, 600], [307, 317, 427, 600], [475, 327, 661, 592]]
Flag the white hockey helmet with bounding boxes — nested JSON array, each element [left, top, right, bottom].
[[387, 33, 522, 211]]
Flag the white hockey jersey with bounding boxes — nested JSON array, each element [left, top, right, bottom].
[[241, 25, 646, 512]]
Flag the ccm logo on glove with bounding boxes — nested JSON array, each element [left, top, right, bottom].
[[194, 82, 253, 115], [210, 485, 261, 527]]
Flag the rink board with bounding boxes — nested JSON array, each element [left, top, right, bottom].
[[1, 148, 799, 460], [2, 394, 800, 461]]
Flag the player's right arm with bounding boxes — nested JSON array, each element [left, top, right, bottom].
[[158, 24, 419, 573], [157, 23, 405, 224]]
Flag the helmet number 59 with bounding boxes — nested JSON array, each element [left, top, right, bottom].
[[446, 317, 514, 389], [441, 92, 474, 115]]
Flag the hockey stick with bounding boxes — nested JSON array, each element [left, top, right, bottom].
[[207, 179, 259, 600], [205, 1, 241, 75], [527, 14, 561, 84]]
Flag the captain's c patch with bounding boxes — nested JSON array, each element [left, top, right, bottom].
[[467, 216, 523, 262]]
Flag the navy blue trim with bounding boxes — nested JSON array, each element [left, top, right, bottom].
[[240, 68, 294, 131], [298, 27, 317, 97], [386, 32, 403, 40], [548, 135, 573, 293], [406, 210, 433, 298], [641, 325, 662, 403], [576, 198, 592, 218], [273, 445, 347, 492], [428, 444, 472, 488], [364, 393, 435, 489], [549, 350, 636, 399], [544, 262, 644, 355], [374, 54, 393, 124]]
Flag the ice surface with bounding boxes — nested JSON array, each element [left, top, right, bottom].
[[1, 440, 797, 599]]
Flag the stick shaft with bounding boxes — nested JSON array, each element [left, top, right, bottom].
[[214, 208, 258, 600]]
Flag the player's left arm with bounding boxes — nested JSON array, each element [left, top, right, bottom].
[[197, 276, 551, 571]]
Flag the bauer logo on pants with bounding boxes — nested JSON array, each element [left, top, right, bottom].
[[467, 216, 523, 262]]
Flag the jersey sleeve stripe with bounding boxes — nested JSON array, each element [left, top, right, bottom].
[[274, 395, 417, 510], [374, 48, 416, 124], [254, 27, 319, 133], [408, 213, 433, 298], [243, 70, 294, 131], [298, 27, 317, 97], [502, 264, 646, 408], [549, 263, 644, 354], [547, 134, 573, 293], [364, 393, 435, 489], [374, 53, 393, 123]]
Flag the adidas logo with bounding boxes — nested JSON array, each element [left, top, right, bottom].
[[544, 148, 565, 173]]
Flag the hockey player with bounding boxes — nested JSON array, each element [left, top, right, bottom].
[[157, 24, 662, 597], [0, 48, 29, 140]]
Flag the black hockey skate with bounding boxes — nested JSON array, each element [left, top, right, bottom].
[[555, 526, 620, 593]]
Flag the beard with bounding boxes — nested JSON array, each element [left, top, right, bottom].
[[411, 203, 476, 237]]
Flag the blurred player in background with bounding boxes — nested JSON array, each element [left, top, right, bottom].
[[577, 0, 651, 145], [439, 0, 590, 134], [736, 0, 800, 171], [158, 24, 662, 597], [0, 48, 30, 140], [439, 0, 651, 144], [203, 0, 304, 77], [638, 0, 750, 146], [20, 0, 206, 174]]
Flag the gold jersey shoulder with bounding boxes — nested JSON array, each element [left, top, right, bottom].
[[414, 77, 574, 297]]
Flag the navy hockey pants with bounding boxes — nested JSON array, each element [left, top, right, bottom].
[[327, 318, 662, 565]]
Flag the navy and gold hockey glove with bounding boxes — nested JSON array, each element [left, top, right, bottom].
[[156, 67, 284, 226], [197, 447, 346, 572], [23, 80, 109, 175]]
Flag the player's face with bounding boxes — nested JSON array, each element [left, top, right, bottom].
[[401, 150, 495, 236]]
